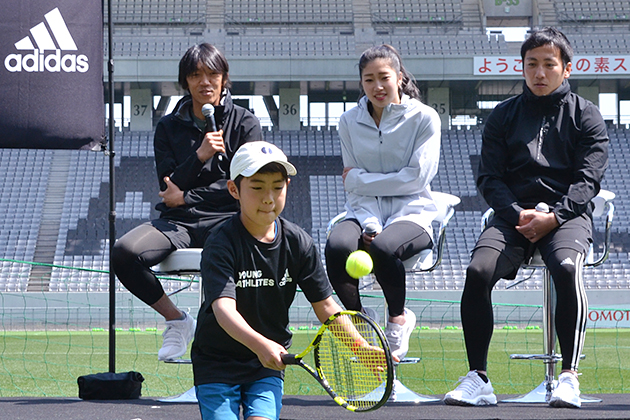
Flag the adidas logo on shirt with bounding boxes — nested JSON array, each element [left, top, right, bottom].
[[4, 7, 89, 73]]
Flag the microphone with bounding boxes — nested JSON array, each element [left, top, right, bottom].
[[535, 202, 550, 213], [363, 223, 382, 237], [201, 103, 223, 162], [201, 103, 217, 132]]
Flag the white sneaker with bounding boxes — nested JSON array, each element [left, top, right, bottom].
[[443, 371, 497, 406], [158, 312, 196, 361], [385, 308, 416, 360], [549, 372, 581, 408]]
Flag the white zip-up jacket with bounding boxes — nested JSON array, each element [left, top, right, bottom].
[[339, 94, 441, 237]]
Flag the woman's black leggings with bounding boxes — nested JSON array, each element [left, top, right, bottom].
[[325, 219, 432, 318]]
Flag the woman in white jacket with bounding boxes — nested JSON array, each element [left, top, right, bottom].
[[325, 45, 441, 360]]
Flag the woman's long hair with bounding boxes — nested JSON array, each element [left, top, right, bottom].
[[357, 44, 421, 102]]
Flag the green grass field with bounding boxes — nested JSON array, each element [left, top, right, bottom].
[[1, 327, 629, 398]]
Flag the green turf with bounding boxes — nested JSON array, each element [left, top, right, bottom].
[[1, 328, 629, 397]]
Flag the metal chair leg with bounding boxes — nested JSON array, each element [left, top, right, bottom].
[[503, 269, 558, 403], [389, 358, 440, 403], [502, 269, 601, 404]]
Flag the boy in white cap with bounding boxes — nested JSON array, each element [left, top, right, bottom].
[[191, 141, 348, 420]]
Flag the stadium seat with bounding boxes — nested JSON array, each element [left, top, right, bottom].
[[151, 248, 203, 299], [480, 189, 615, 404]]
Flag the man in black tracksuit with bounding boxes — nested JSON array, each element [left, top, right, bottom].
[[112, 43, 262, 362], [444, 28, 609, 408]]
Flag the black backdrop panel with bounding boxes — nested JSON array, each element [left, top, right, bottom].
[[0, 0, 104, 150]]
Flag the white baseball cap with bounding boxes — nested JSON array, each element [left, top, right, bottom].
[[230, 141, 297, 180]]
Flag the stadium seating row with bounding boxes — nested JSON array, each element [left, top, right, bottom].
[[109, 0, 630, 28], [223, 35, 356, 57], [101, 0, 630, 58], [370, 0, 462, 24], [225, 0, 353, 24], [106, 31, 629, 59], [104, 0, 206, 25], [556, 0, 630, 21]]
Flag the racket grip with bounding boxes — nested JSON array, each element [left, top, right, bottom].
[[281, 353, 298, 365]]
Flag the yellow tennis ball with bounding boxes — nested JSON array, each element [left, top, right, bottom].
[[345, 250, 373, 279]]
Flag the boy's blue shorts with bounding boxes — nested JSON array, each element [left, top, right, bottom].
[[196, 376, 283, 420]]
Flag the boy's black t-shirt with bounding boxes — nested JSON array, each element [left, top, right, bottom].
[[191, 214, 333, 386]]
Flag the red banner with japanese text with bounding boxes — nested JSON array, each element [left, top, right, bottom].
[[474, 56, 630, 76]]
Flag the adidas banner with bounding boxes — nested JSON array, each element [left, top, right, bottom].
[[0, 1, 104, 150]]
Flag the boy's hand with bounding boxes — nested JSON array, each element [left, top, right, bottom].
[[351, 343, 398, 381], [253, 338, 288, 371]]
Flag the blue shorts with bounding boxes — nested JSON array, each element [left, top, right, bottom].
[[195, 376, 283, 420]]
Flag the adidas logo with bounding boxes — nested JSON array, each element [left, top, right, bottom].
[[3, 7, 89, 73], [560, 257, 575, 266]]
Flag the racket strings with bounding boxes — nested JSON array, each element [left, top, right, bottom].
[[315, 316, 390, 409]]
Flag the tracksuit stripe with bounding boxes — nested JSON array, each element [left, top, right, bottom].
[[571, 252, 587, 371]]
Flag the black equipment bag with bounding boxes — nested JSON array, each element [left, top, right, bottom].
[[77, 371, 144, 400]]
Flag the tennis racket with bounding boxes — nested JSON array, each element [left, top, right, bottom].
[[282, 310, 394, 412]]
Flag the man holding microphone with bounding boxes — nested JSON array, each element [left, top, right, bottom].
[[112, 43, 262, 361]]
